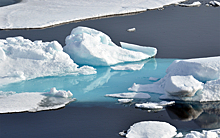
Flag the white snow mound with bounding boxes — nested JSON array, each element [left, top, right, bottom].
[[179, 1, 201, 7], [0, 36, 96, 86], [123, 121, 177, 138], [45, 87, 73, 98], [64, 26, 157, 66], [118, 99, 133, 103]]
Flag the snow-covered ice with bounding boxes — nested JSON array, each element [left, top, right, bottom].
[[0, 36, 96, 86], [121, 121, 177, 138], [178, 1, 201, 7], [64, 27, 157, 66], [129, 56, 220, 102], [207, 1, 220, 6], [164, 75, 204, 97], [111, 64, 144, 71], [135, 101, 175, 110], [120, 42, 157, 58], [184, 129, 219, 138], [45, 87, 73, 98], [175, 132, 183, 137], [0, 88, 75, 113], [0, 0, 185, 29], [105, 92, 151, 99], [127, 28, 136, 32], [118, 99, 133, 103]]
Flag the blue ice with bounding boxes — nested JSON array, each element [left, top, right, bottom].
[[0, 58, 177, 104]]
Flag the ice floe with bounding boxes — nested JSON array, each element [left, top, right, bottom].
[[178, 1, 201, 7], [0, 36, 96, 86], [105, 92, 151, 99], [64, 27, 157, 66], [0, 0, 185, 29], [0, 88, 75, 113], [111, 64, 144, 71], [118, 99, 133, 104], [184, 129, 220, 138], [121, 121, 177, 138], [129, 56, 220, 102], [135, 101, 175, 110], [127, 28, 136, 32], [207, 1, 220, 6], [45, 87, 73, 98]]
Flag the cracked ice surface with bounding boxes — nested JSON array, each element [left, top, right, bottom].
[[0, 0, 185, 29]]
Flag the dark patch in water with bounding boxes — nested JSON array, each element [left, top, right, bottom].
[[0, 0, 22, 7]]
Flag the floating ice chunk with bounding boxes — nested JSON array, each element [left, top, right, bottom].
[[208, 1, 220, 6], [127, 28, 136, 32], [149, 77, 160, 81], [64, 27, 157, 66], [135, 101, 175, 109], [105, 92, 151, 99], [118, 99, 133, 103], [45, 87, 73, 98], [128, 83, 164, 94], [185, 130, 219, 138], [111, 63, 144, 71], [120, 42, 157, 58], [0, 91, 75, 113], [0, 36, 96, 86], [0, 0, 186, 29], [164, 75, 204, 97], [178, 1, 201, 7], [175, 132, 183, 137], [122, 121, 177, 138], [166, 56, 220, 82], [135, 102, 163, 109]]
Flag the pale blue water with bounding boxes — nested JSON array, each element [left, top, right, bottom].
[[0, 58, 175, 103]]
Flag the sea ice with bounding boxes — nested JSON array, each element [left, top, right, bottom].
[[111, 63, 144, 71], [118, 99, 133, 103], [127, 28, 136, 32], [207, 1, 220, 6], [184, 130, 219, 138], [178, 1, 201, 7], [0, 0, 186, 29], [121, 121, 177, 138], [64, 26, 157, 66], [105, 92, 151, 99], [120, 42, 157, 58], [135, 101, 175, 110], [129, 56, 220, 102], [0, 88, 75, 113], [175, 132, 183, 137], [45, 87, 73, 98], [164, 75, 204, 97], [0, 36, 96, 86]]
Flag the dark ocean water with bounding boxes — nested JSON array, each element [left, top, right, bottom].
[[0, 1, 220, 138]]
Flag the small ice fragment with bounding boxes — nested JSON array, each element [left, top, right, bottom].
[[118, 99, 133, 103], [135, 102, 163, 109], [111, 64, 144, 71], [178, 1, 201, 7], [175, 132, 183, 137], [208, 1, 220, 6], [105, 92, 151, 99], [127, 28, 136, 32], [149, 77, 159, 81], [159, 101, 175, 106]]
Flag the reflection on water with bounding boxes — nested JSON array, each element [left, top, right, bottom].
[[0, 0, 21, 7], [166, 102, 220, 129]]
